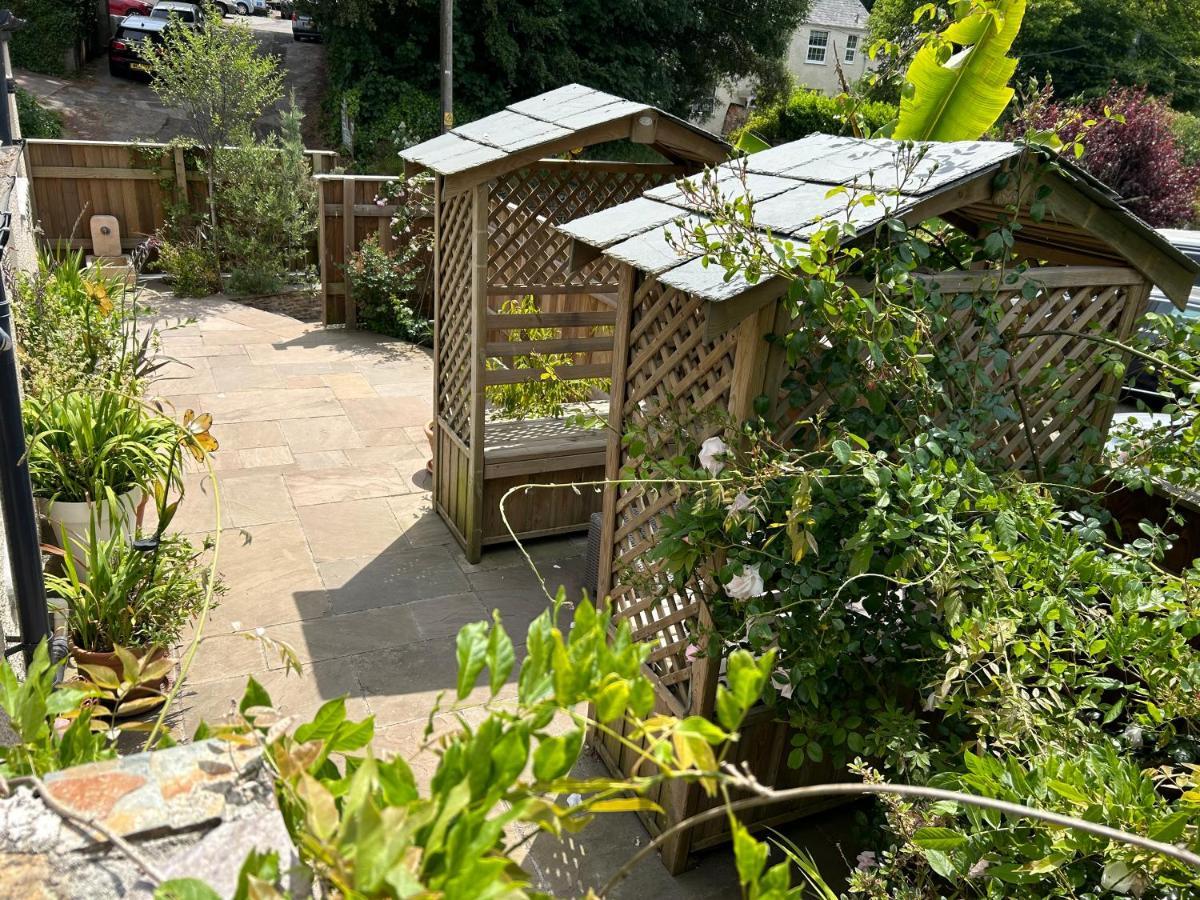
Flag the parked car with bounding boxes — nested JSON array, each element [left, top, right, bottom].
[[291, 11, 320, 41], [1122, 228, 1200, 407], [108, 0, 152, 17], [108, 16, 169, 79], [148, 1, 205, 25], [216, 0, 270, 15]]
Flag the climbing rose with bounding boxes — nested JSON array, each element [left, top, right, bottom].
[[726, 564, 765, 599], [698, 436, 729, 476]]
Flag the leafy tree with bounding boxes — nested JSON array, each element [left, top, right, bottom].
[[304, 0, 810, 165], [1008, 83, 1200, 227], [870, 0, 1200, 112], [149, 16, 283, 232]]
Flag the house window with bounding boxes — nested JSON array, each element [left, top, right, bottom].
[[806, 30, 828, 63], [845, 34, 859, 63]]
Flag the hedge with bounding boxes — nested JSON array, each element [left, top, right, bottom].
[[737, 88, 897, 145], [8, 0, 95, 76]]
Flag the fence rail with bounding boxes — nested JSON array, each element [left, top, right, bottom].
[[25, 139, 337, 252]]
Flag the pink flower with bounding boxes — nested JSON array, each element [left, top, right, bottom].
[[856, 850, 877, 871], [375, 197, 387, 207]]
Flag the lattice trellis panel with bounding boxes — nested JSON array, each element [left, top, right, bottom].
[[436, 191, 475, 441], [608, 278, 739, 717], [488, 165, 674, 291], [769, 273, 1144, 470]]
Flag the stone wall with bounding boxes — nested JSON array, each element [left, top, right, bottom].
[[0, 740, 308, 899]]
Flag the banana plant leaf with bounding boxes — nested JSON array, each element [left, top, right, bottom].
[[735, 129, 771, 154], [893, 0, 1026, 142]]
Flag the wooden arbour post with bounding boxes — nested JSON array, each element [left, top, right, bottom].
[[402, 84, 729, 563]]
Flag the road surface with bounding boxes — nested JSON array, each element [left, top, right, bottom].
[[14, 13, 329, 147]]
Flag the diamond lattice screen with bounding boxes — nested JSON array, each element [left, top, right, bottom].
[[488, 165, 674, 291], [608, 278, 739, 716], [436, 191, 475, 441]]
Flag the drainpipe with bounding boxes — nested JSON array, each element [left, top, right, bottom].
[[0, 213, 49, 665]]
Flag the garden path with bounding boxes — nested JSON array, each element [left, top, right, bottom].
[[142, 290, 789, 896]]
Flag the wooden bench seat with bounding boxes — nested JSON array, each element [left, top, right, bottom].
[[477, 403, 610, 545], [483, 405, 609, 478]]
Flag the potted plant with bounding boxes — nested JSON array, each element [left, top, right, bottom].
[[46, 524, 223, 698], [23, 388, 177, 557]]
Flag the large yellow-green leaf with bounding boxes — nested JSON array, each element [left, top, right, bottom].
[[894, 0, 1026, 142]]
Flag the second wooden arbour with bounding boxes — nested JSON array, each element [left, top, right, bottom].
[[559, 134, 1200, 871], [400, 85, 728, 562]]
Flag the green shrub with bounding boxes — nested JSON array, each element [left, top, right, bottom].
[[48, 530, 221, 652], [12, 249, 151, 396], [8, 0, 95, 75], [1172, 109, 1200, 167], [338, 80, 441, 172], [737, 88, 897, 145], [16, 88, 62, 138], [22, 388, 177, 504], [347, 233, 431, 343], [161, 240, 220, 297], [213, 101, 318, 294]]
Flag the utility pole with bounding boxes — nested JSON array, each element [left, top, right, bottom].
[[440, 0, 453, 132]]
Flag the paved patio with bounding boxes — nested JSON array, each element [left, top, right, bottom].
[[142, 290, 798, 896]]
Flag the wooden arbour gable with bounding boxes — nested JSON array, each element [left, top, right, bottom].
[[556, 134, 1200, 871], [401, 85, 728, 562]]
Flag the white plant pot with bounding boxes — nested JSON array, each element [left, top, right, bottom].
[[38, 490, 145, 567]]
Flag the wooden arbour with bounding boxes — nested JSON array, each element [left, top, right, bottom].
[[558, 135, 1200, 871], [400, 85, 728, 562]]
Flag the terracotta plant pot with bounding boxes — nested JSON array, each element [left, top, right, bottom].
[[71, 643, 170, 706], [424, 419, 435, 474]]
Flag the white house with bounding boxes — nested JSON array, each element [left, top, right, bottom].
[[700, 0, 872, 135]]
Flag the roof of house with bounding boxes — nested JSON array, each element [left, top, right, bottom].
[[806, 0, 870, 30], [400, 84, 728, 186], [558, 133, 1199, 317]]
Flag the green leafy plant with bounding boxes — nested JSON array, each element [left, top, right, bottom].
[[172, 595, 779, 897], [23, 388, 177, 505], [893, 0, 1027, 141], [736, 88, 897, 146], [0, 642, 111, 779], [347, 233, 431, 343], [148, 14, 283, 243], [485, 295, 609, 421], [214, 98, 318, 295], [12, 248, 157, 396], [160, 239, 221, 297], [16, 87, 62, 138], [46, 529, 222, 653]]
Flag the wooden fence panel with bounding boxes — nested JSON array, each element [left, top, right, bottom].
[[26, 139, 337, 252], [316, 174, 433, 327]]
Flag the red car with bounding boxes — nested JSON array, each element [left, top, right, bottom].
[[109, 0, 153, 16]]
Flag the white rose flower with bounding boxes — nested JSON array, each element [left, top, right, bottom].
[[698, 436, 729, 476], [725, 564, 766, 600]]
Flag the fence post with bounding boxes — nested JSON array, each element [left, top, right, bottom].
[[172, 146, 188, 208], [342, 174, 356, 328]]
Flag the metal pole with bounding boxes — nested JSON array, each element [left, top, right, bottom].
[[440, 0, 453, 132], [0, 12, 24, 147], [0, 214, 50, 664]]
